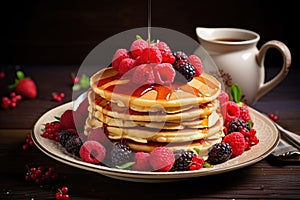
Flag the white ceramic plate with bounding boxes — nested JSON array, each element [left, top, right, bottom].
[[32, 102, 279, 182]]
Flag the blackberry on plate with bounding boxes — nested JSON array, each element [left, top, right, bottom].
[[171, 150, 196, 171], [65, 135, 83, 157], [111, 142, 133, 167], [227, 118, 250, 134], [59, 129, 77, 147], [207, 143, 232, 164], [174, 62, 195, 82]]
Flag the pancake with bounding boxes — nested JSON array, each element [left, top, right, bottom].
[[90, 67, 222, 109]]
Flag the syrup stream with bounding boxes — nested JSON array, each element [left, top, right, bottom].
[[147, 0, 151, 63]]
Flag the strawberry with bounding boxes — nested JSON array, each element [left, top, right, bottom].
[[9, 71, 37, 99]]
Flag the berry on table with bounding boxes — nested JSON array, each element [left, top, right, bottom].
[[56, 186, 70, 200], [22, 132, 35, 150]]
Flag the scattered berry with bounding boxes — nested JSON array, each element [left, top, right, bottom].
[[268, 113, 279, 122], [171, 150, 204, 171], [22, 132, 35, 150], [149, 146, 175, 172], [80, 140, 106, 164], [153, 63, 175, 85], [56, 186, 70, 200], [52, 92, 65, 102], [9, 71, 38, 99], [25, 165, 58, 184], [207, 143, 232, 164], [111, 142, 133, 167], [60, 110, 76, 130], [59, 129, 78, 147], [0, 71, 5, 79], [1, 92, 22, 109], [224, 101, 240, 122], [222, 132, 246, 157], [64, 135, 83, 156], [131, 152, 151, 171], [41, 121, 62, 142]]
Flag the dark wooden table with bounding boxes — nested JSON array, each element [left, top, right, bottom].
[[1, 64, 300, 200]]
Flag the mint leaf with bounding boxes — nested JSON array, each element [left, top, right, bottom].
[[16, 70, 25, 80], [231, 84, 242, 103], [116, 162, 135, 169], [136, 35, 143, 40]]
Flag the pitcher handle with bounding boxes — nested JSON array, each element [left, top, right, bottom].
[[255, 40, 292, 102]]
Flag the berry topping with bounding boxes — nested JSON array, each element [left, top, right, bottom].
[[222, 132, 246, 157], [155, 41, 175, 64], [79, 140, 106, 164], [173, 51, 188, 62], [174, 61, 195, 82], [130, 38, 149, 59], [149, 146, 175, 172], [132, 152, 151, 171], [188, 55, 204, 76], [153, 63, 175, 85], [135, 46, 162, 65], [207, 143, 232, 164], [118, 58, 136, 75], [112, 49, 130, 70], [111, 142, 133, 167], [131, 64, 155, 85]]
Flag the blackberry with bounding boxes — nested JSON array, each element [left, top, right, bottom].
[[111, 142, 133, 167], [174, 62, 195, 82], [171, 150, 196, 171], [59, 129, 76, 147], [207, 143, 232, 164], [227, 118, 250, 134], [64, 136, 83, 156]]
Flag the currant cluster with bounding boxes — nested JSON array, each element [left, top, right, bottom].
[[52, 92, 65, 102], [22, 132, 35, 150], [1, 92, 22, 109], [56, 186, 70, 200], [41, 121, 62, 142], [25, 166, 58, 184], [268, 113, 279, 122]]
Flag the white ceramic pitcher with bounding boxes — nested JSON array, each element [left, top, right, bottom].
[[196, 27, 292, 104]]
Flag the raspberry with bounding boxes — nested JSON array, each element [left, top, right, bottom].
[[218, 90, 229, 105], [149, 147, 175, 172], [222, 132, 246, 157], [112, 49, 130, 70], [239, 103, 252, 122], [131, 64, 155, 85], [132, 152, 151, 171], [224, 101, 240, 122], [60, 110, 76, 130], [188, 55, 204, 76], [118, 58, 136, 75], [135, 46, 162, 65], [153, 63, 175, 85], [207, 143, 232, 164], [79, 141, 106, 164], [130, 39, 149, 59], [155, 41, 175, 64]]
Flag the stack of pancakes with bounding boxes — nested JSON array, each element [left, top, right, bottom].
[[84, 67, 224, 157]]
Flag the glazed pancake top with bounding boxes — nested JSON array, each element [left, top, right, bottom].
[[91, 67, 222, 108]]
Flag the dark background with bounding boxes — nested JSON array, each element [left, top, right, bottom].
[[0, 0, 297, 68]]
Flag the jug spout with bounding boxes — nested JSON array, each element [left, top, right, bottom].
[[196, 27, 214, 41]]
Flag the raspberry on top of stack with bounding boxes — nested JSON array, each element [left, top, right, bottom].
[[84, 37, 224, 158]]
